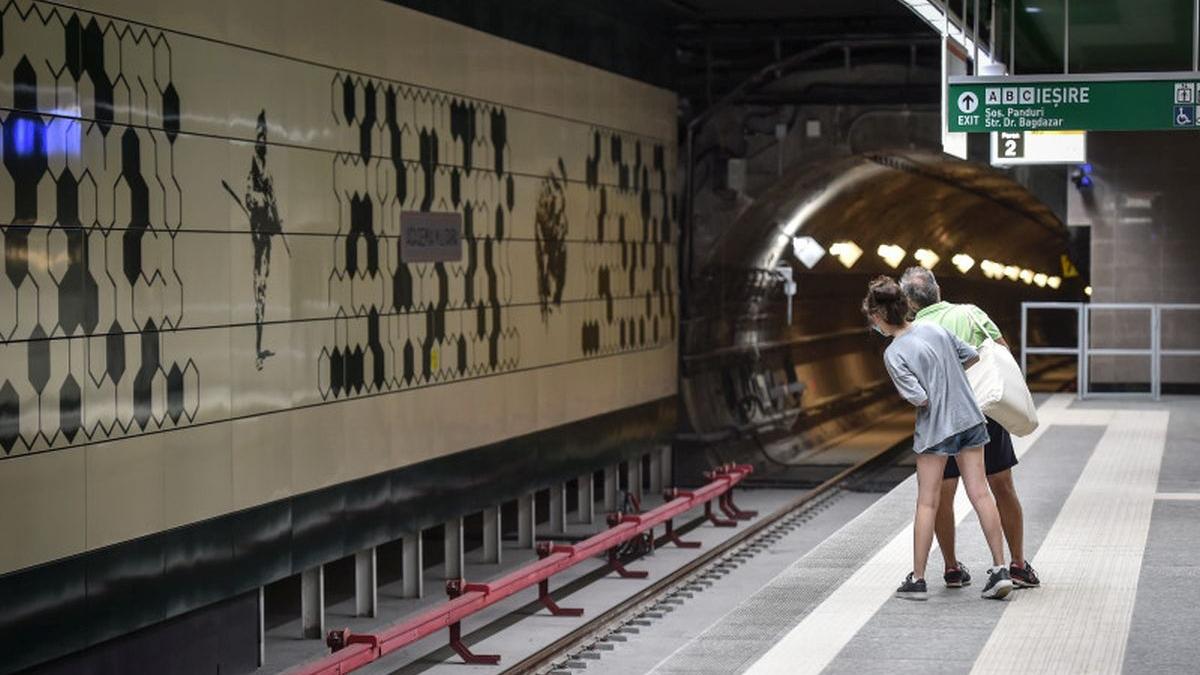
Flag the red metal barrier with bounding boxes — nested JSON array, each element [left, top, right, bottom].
[[289, 464, 754, 675]]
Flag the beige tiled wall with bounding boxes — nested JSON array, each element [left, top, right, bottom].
[[0, 0, 678, 576]]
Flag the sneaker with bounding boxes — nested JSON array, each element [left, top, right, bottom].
[[981, 566, 1013, 600], [896, 573, 928, 601], [1010, 561, 1041, 588], [944, 562, 973, 588]]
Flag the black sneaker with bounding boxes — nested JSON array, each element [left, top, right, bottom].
[[944, 562, 972, 588], [896, 573, 928, 601], [981, 566, 1013, 600], [1010, 561, 1041, 588]]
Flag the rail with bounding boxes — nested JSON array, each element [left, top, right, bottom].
[[1021, 302, 1200, 400], [290, 464, 755, 675]]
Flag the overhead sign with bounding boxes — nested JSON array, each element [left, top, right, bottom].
[[948, 72, 1200, 133], [990, 130, 1086, 165], [400, 211, 462, 263]]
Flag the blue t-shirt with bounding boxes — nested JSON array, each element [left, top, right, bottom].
[[884, 323, 985, 452]]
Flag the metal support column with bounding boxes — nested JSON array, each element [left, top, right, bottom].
[[355, 548, 376, 618], [625, 457, 643, 503], [604, 465, 619, 511], [660, 446, 673, 488], [517, 493, 536, 548], [649, 449, 664, 493], [549, 484, 566, 533], [573, 473, 595, 524], [257, 587, 266, 666], [402, 534, 423, 599], [482, 505, 502, 564], [301, 566, 324, 639], [444, 518, 464, 579]]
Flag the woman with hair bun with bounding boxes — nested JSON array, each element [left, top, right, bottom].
[[862, 276, 1013, 601]]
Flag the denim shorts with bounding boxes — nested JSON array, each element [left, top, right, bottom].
[[920, 422, 990, 457]]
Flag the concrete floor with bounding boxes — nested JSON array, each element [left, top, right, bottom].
[[650, 395, 1200, 675]]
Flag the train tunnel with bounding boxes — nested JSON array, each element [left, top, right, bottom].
[[0, 1, 1107, 674], [678, 149, 1074, 476]]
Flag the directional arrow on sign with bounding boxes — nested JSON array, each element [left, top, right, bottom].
[[958, 92, 979, 113]]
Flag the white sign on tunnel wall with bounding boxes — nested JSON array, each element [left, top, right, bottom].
[[990, 130, 1086, 166]]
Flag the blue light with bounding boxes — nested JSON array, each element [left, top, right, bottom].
[[1079, 176, 1093, 188], [12, 117, 36, 156], [1081, 163, 1093, 175], [45, 120, 81, 158]]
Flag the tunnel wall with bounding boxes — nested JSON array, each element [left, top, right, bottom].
[[0, 0, 678, 671]]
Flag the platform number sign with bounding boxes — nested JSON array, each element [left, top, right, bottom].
[[999, 132, 1024, 159]]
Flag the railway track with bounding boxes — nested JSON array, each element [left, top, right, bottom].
[[504, 437, 913, 675]]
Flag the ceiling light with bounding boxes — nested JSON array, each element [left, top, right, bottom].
[[1019, 269, 1034, 284], [951, 253, 975, 274], [914, 248, 940, 270], [829, 241, 863, 269], [791, 236, 826, 269], [877, 244, 907, 269], [1034, 273, 1048, 287], [1004, 265, 1020, 281], [1085, 285, 1093, 296], [1047, 276, 1062, 289]]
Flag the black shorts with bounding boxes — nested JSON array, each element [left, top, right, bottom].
[[942, 417, 1017, 479]]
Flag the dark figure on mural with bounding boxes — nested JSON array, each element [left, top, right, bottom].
[[535, 158, 569, 319], [223, 110, 290, 370]]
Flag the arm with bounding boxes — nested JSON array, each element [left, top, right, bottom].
[[949, 331, 979, 365], [885, 352, 929, 408]]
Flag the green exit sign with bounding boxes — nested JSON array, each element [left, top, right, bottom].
[[948, 72, 1200, 133]]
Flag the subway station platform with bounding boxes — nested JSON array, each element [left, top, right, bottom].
[[621, 395, 1200, 675]]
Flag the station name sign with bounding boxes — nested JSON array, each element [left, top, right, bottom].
[[400, 211, 462, 263], [948, 72, 1200, 133]]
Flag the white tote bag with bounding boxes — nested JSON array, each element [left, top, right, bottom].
[[962, 310, 1039, 437]]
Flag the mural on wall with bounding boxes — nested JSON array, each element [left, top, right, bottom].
[[535, 159, 569, 320], [0, 5, 197, 454], [0, 0, 677, 457], [580, 131, 676, 355], [223, 110, 289, 371]]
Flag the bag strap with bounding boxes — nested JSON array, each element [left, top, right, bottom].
[[957, 304, 994, 345]]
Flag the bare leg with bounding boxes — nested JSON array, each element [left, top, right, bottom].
[[988, 469, 1026, 565], [912, 453, 949, 581], [956, 448, 1006, 567], [934, 477, 959, 571]]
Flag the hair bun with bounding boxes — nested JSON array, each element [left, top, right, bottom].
[[871, 284, 900, 302]]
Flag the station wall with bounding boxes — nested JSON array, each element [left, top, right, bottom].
[[0, 0, 678, 668], [1084, 131, 1200, 390]]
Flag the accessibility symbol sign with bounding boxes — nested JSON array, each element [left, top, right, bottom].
[[1173, 105, 1195, 127], [957, 91, 979, 114]]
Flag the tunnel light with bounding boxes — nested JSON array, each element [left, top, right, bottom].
[[1019, 269, 1034, 284], [980, 260, 1000, 279], [1034, 273, 1048, 287], [951, 254, 975, 274], [1085, 285, 1093, 297], [914, 248, 940, 270], [876, 244, 907, 269], [1004, 265, 1020, 281], [829, 241, 863, 268], [791, 236, 826, 269], [1048, 276, 1062, 289]]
